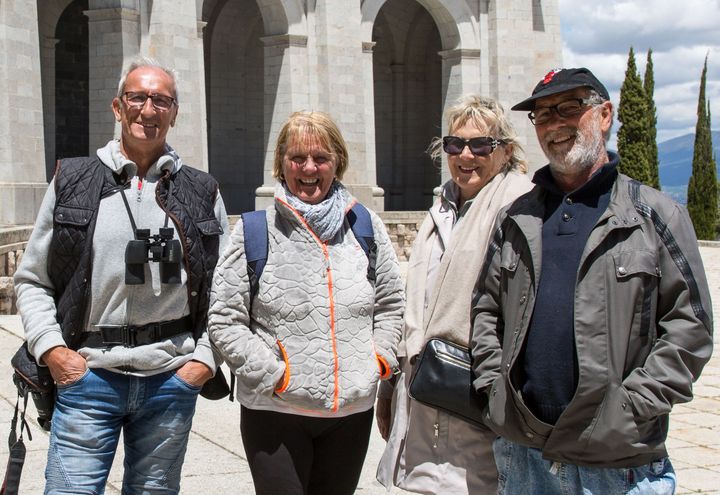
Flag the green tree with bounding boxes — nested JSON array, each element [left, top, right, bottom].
[[644, 49, 660, 189], [687, 56, 718, 240], [617, 47, 651, 184]]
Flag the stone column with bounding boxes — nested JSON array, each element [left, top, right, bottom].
[[255, 34, 310, 209], [0, 0, 48, 225], [142, 0, 207, 170], [84, 6, 141, 154], [488, 0, 561, 171], [312, 0, 379, 209], [438, 48, 482, 184], [40, 36, 60, 180], [361, 41, 384, 211]]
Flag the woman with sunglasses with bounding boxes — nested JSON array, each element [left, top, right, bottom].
[[376, 95, 533, 494]]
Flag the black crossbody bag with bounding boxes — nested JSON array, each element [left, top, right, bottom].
[[408, 338, 487, 426], [10, 342, 55, 431], [2, 342, 55, 494]]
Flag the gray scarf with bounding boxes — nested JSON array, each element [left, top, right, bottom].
[[284, 181, 349, 241]]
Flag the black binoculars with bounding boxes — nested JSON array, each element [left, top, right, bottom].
[[125, 227, 182, 285]]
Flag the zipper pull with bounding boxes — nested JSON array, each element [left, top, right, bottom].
[[433, 422, 439, 448], [136, 178, 143, 202]]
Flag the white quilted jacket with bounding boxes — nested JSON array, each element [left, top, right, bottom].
[[208, 186, 405, 417]]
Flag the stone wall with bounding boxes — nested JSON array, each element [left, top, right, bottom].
[[378, 211, 426, 261], [227, 211, 427, 262], [0, 227, 31, 315], [0, 214, 427, 315]]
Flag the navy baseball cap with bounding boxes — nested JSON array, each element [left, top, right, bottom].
[[511, 68, 610, 111]]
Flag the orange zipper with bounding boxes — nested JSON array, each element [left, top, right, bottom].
[[277, 199, 340, 412]]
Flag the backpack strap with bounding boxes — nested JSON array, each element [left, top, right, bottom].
[[224, 210, 268, 403], [347, 203, 377, 283], [241, 210, 269, 301]]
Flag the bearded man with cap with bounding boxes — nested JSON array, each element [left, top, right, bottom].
[[470, 67, 713, 494]]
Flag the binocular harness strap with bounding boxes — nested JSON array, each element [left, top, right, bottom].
[[119, 175, 172, 239]]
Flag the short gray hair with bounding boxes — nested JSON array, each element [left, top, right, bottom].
[[116, 56, 179, 103], [586, 89, 613, 142]]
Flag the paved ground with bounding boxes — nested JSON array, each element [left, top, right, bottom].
[[1, 247, 719, 494]]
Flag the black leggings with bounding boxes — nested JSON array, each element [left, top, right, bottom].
[[240, 406, 374, 495]]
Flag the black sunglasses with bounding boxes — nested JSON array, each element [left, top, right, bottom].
[[442, 136, 506, 157]]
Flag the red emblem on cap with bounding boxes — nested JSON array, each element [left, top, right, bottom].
[[542, 70, 559, 85], [543, 69, 562, 85]]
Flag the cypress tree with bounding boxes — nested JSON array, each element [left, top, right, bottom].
[[617, 47, 651, 184], [687, 56, 717, 240], [644, 49, 660, 189]]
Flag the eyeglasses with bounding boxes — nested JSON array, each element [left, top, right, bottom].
[[287, 153, 334, 167], [122, 92, 176, 111], [442, 136, 505, 157], [528, 98, 594, 126]]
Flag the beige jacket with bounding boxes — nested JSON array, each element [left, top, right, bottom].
[[377, 171, 533, 494]]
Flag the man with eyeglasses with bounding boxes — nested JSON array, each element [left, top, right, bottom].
[[14, 57, 230, 494], [470, 68, 712, 494]]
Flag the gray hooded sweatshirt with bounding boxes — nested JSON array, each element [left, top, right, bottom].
[[14, 140, 231, 375]]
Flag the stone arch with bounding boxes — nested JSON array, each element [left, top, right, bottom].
[[37, 0, 88, 181], [203, 0, 268, 214], [200, 0, 305, 36], [372, 0, 443, 211], [361, 0, 475, 52]]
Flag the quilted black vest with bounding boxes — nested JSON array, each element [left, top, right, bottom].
[[47, 157, 222, 349]]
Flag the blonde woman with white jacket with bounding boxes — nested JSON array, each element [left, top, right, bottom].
[[376, 95, 533, 494]]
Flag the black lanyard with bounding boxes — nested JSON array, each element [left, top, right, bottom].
[[119, 173, 173, 238]]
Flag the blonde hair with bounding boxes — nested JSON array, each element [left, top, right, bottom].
[[273, 111, 349, 181], [428, 95, 527, 173]]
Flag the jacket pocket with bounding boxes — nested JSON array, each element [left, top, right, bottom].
[[612, 250, 660, 371], [487, 375, 546, 447], [583, 384, 640, 453], [55, 204, 93, 227], [51, 204, 94, 257], [272, 338, 330, 409], [196, 217, 223, 236], [499, 250, 520, 274]]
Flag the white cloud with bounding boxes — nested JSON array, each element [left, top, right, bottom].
[[559, 0, 720, 143]]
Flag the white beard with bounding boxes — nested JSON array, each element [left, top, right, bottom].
[[541, 114, 604, 177]]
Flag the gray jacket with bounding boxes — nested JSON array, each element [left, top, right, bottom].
[[14, 140, 230, 375], [208, 184, 404, 417], [471, 172, 713, 467]]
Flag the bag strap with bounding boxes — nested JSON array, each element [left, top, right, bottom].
[[346, 203, 377, 283], [241, 210, 269, 301], [2, 392, 31, 494], [226, 209, 268, 402], [242, 204, 377, 295]]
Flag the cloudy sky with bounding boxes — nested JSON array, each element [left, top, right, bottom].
[[558, 0, 720, 146]]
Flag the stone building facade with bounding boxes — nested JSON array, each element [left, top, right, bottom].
[[0, 0, 561, 224]]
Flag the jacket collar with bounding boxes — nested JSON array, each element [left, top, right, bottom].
[[96, 139, 182, 180], [532, 151, 619, 200], [503, 152, 650, 280]]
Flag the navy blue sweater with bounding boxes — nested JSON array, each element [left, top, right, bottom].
[[520, 153, 618, 425]]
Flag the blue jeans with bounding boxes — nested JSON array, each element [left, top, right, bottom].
[[45, 368, 201, 495], [493, 437, 676, 495]]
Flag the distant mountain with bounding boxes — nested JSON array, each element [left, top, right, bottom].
[[657, 131, 720, 204]]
